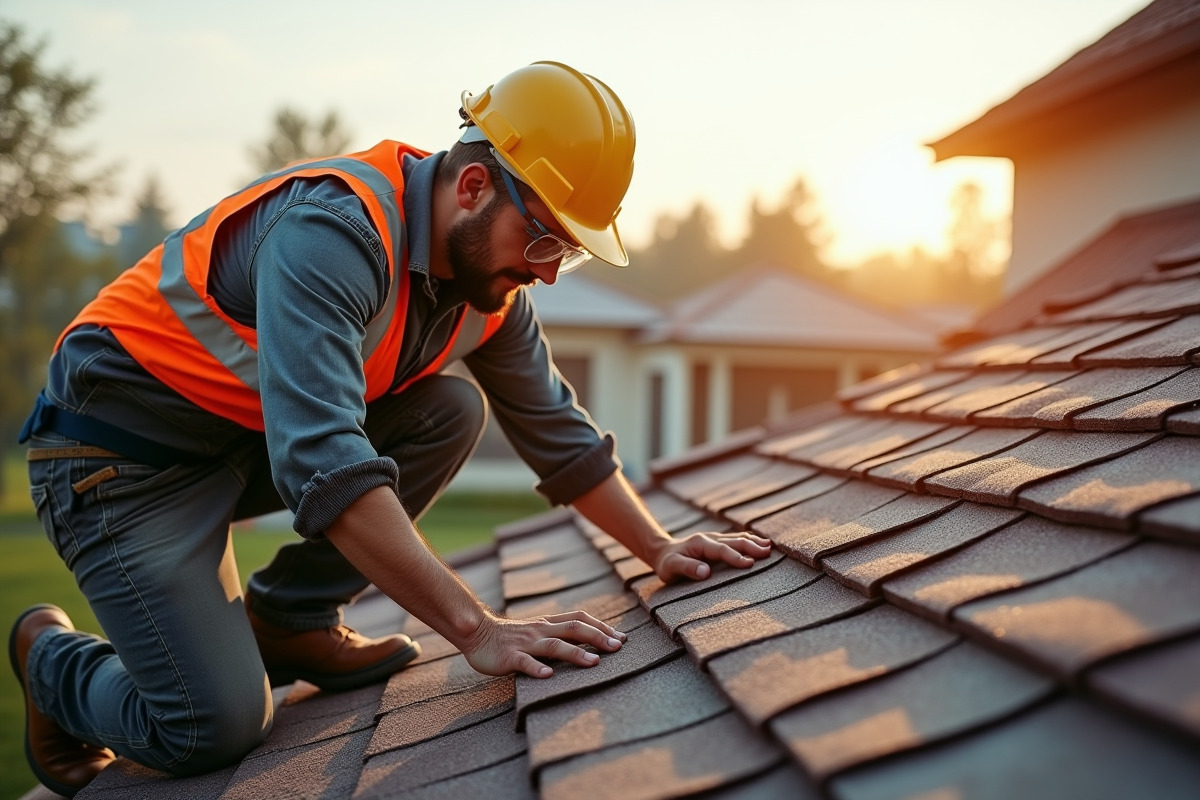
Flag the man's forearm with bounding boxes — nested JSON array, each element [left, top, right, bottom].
[[323, 485, 489, 648], [570, 470, 673, 565]]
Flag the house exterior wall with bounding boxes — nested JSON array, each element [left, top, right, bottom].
[[1007, 55, 1200, 291]]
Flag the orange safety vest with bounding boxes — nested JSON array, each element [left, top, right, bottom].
[[59, 141, 507, 431]]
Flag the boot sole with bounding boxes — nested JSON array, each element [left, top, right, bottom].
[[9, 604, 88, 798], [265, 640, 422, 692]]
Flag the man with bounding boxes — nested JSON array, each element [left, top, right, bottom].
[[10, 61, 772, 796]]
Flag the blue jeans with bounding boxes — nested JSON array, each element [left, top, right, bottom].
[[23, 375, 486, 775]]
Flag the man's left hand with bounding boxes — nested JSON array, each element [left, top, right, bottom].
[[649, 531, 772, 583]]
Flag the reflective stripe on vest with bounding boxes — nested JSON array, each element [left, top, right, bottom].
[[59, 141, 508, 431]]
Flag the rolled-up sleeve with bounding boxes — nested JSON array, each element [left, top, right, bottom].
[[253, 196, 398, 539], [464, 289, 621, 506]]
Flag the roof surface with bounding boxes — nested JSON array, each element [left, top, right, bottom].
[[60, 199, 1200, 799], [639, 267, 940, 352], [527, 271, 663, 329], [929, 0, 1200, 158]]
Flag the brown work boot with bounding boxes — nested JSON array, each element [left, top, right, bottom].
[[9, 605, 116, 798], [247, 599, 420, 691]]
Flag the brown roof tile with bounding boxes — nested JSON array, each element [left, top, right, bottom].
[[834, 362, 925, 404], [827, 698, 1200, 800], [1077, 314, 1200, 365], [498, 524, 592, 571], [377, 756, 534, 800], [806, 419, 951, 473], [224, 727, 373, 800], [755, 415, 870, 457], [791, 493, 960, 566], [1073, 367, 1200, 430], [77, 760, 234, 799], [502, 549, 614, 601], [1087, 633, 1200, 739], [703, 459, 819, 513], [954, 540, 1200, 679], [631, 549, 785, 613], [524, 655, 729, 771], [923, 430, 1159, 505], [886, 371, 1023, 416], [1140, 492, 1200, 541], [707, 605, 958, 725], [848, 424, 975, 476], [249, 681, 384, 758], [504, 574, 639, 621], [973, 366, 1186, 427], [537, 710, 785, 800], [1028, 317, 1173, 368], [1046, 276, 1200, 323], [821, 503, 1024, 596], [864, 427, 1042, 490], [851, 369, 973, 413], [654, 556, 822, 635], [376, 654, 504, 717], [934, 326, 1073, 369], [1166, 405, 1200, 434], [922, 371, 1079, 421], [882, 514, 1136, 621], [769, 641, 1054, 782], [721, 472, 846, 526], [354, 711, 525, 799], [660, 453, 774, 503], [365, 678, 514, 758], [751, 480, 906, 555], [678, 576, 875, 665], [1018, 435, 1200, 527], [514, 615, 681, 727]]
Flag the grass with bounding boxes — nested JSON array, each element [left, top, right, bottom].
[[0, 450, 548, 798]]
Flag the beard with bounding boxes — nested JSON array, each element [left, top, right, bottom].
[[446, 196, 528, 315]]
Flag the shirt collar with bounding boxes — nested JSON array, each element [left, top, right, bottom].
[[401, 150, 445, 297]]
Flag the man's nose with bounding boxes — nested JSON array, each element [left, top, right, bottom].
[[529, 260, 559, 286]]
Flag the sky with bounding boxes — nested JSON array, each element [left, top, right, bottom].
[[5, 0, 1149, 266]]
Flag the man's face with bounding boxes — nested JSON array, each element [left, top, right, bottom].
[[446, 184, 572, 315]]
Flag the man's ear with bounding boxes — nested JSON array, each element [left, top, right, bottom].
[[456, 162, 493, 211]]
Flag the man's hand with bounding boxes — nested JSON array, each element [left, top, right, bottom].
[[460, 611, 627, 679], [649, 531, 772, 583]]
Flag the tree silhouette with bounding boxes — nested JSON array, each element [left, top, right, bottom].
[[735, 177, 829, 282], [246, 107, 352, 175]]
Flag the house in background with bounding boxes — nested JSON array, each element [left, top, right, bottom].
[[929, 0, 1200, 295], [449, 269, 940, 491]]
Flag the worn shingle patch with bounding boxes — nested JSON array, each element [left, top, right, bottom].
[[701, 459, 819, 513], [792, 493, 960, 566], [514, 617, 681, 727], [1028, 317, 1173, 368], [1077, 314, 1200, 365], [223, 727, 373, 800], [722, 472, 846, 526], [821, 503, 1024, 596], [504, 574, 638, 621], [366, 678, 514, 758], [1140, 492, 1200, 542], [502, 548, 614, 601], [1087, 633, 1200, 739], [751, 481, 905, 555], [828, 698, 1200, 800], [707, 605, 958, 725], [498, 524, 593, 571], [654, 556, 823, 635], [1017, 435, 1200, 527], [631, 548, 784, 613], [376, 654, 504, 717], [954, 540, 1200, 679], [882, 514, 1136, 621], [537, 710, 785, 800], [1073, 368, 1200, 430], [678, 576, 875, 665], [973, 366, 1185, 427], [865, 427, 1042, 490], [923, 430, 1159, 505], [524, 654, 729, 770], [769, 641, 1055, 782], [354, 711, 525, 799]]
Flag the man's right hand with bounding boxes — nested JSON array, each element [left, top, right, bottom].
[[460, 611, 627, 678]]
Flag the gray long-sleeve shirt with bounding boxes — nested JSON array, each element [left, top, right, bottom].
[[43, 149, 619, 537]]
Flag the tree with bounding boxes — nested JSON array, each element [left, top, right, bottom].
[[735, 178, 830, 283], [246, 107, 352, 175], [116, 175, 171, 268], [0, 22, 114, 472], [603, 202, 732, 302], [943, 181, 1006, 308]]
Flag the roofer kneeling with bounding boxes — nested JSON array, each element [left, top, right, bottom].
[[10, 61, 772, 795]]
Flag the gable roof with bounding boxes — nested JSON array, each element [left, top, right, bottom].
[[930, 0, 1200, 159], [527, 271, 663, 329], [639, 267, 941, 352], [59, 197, 1200, 800]]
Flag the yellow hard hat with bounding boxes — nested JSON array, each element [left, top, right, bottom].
[[461, 61, 635, 267]]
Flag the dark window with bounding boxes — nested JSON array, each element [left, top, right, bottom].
[[691, 362, 710, 446], [730, 366, 839, 431], [648, 372, 665, 460]]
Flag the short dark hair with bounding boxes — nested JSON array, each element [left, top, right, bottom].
[[436, 137, 538, 205]]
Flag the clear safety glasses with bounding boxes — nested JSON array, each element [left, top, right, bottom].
[[496, 163, 592, 275]]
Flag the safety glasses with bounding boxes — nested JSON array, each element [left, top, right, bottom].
[[497, 163, 592, 275]]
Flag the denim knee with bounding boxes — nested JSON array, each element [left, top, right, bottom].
[[161, 680, 274, 777], [432, 374, 486, 452]]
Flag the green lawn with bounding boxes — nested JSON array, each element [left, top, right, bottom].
[[0, 455, 547, 799]]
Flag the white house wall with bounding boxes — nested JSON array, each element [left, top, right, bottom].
[[1008, 57, 1200, 292]]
